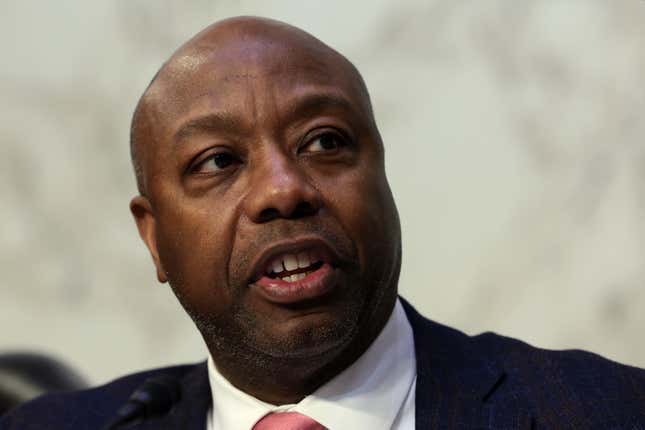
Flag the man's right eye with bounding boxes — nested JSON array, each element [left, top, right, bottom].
[[192, 152, 237, 174]]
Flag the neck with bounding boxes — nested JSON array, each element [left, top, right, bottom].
[[216, 350, 357, 404]]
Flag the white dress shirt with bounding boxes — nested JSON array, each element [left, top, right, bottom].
[[206, 299, 416, 430]]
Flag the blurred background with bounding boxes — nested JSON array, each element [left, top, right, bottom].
[[2, 0, 645, 386]]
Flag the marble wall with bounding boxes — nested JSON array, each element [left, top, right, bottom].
[[2, 0, 644, 384]]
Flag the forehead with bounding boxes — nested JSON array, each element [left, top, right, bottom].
[[143, 32, 370, 137]]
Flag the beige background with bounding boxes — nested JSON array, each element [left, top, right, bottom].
[[2, 0, 644, 385]]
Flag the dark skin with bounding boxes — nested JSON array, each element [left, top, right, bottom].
[[130, 17, 402, 405]]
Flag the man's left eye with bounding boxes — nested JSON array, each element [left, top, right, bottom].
[[300, 132, 346, 154]]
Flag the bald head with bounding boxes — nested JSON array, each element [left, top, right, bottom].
[[130, 16, 375, 195]]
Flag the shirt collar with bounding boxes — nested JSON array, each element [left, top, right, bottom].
[[207, 298, 416, 430]]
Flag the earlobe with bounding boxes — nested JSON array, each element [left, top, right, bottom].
[[129, 195, 168, 283]]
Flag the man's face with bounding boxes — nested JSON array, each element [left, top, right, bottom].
[[132, 29, 401, 368]]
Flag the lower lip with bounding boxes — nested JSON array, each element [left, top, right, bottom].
[[251, 263, 339, 304]]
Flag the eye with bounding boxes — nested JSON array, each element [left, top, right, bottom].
[[191, 151, 238, 174], [300, 131, 347, 154]]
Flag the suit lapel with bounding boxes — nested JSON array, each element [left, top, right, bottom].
[[138, 362, 211, 430], [401, 298, 529, 429]]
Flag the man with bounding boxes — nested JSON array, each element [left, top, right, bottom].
[[2, 16, 644, 430]]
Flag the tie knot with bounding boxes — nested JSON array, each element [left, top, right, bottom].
[[252, 411, 326, 430]]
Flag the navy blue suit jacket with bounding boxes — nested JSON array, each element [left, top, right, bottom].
[[2, 299, 644, 429]]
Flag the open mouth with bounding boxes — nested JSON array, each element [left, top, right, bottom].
[[265, 250, 326, 283], [249, 240, 341, 304]]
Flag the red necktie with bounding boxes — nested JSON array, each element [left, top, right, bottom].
[[252, 412, 326, 430]]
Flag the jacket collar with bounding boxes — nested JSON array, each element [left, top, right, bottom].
[[400, 298, 512, 429]]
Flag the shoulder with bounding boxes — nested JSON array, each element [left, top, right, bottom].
[[471, 328, 645, 395], [0, 362, 202, 430], [401, 298, 645, 426], [476, 331, 645, 426]]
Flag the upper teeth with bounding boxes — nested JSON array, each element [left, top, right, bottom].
[[269, 251, 314, 275]]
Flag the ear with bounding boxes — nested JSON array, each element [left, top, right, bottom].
[[130, 195, 168, 283]]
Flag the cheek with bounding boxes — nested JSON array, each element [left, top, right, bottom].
[[154, 200, 237, 314], [321, 165, 399, 271]]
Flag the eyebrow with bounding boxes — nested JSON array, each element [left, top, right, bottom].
[[174, 111, 244, 143], [173, 92, 360, 143], [283, 91, 359, 122]]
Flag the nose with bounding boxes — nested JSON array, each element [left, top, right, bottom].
[[244, 150, 322, 223]]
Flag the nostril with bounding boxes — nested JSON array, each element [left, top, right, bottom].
[[256, 202, 318, 223], [292, 202, 317, 218], [258, 208, 281, 223]]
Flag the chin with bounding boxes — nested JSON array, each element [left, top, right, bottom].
[[250, 309, 359, 360]]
